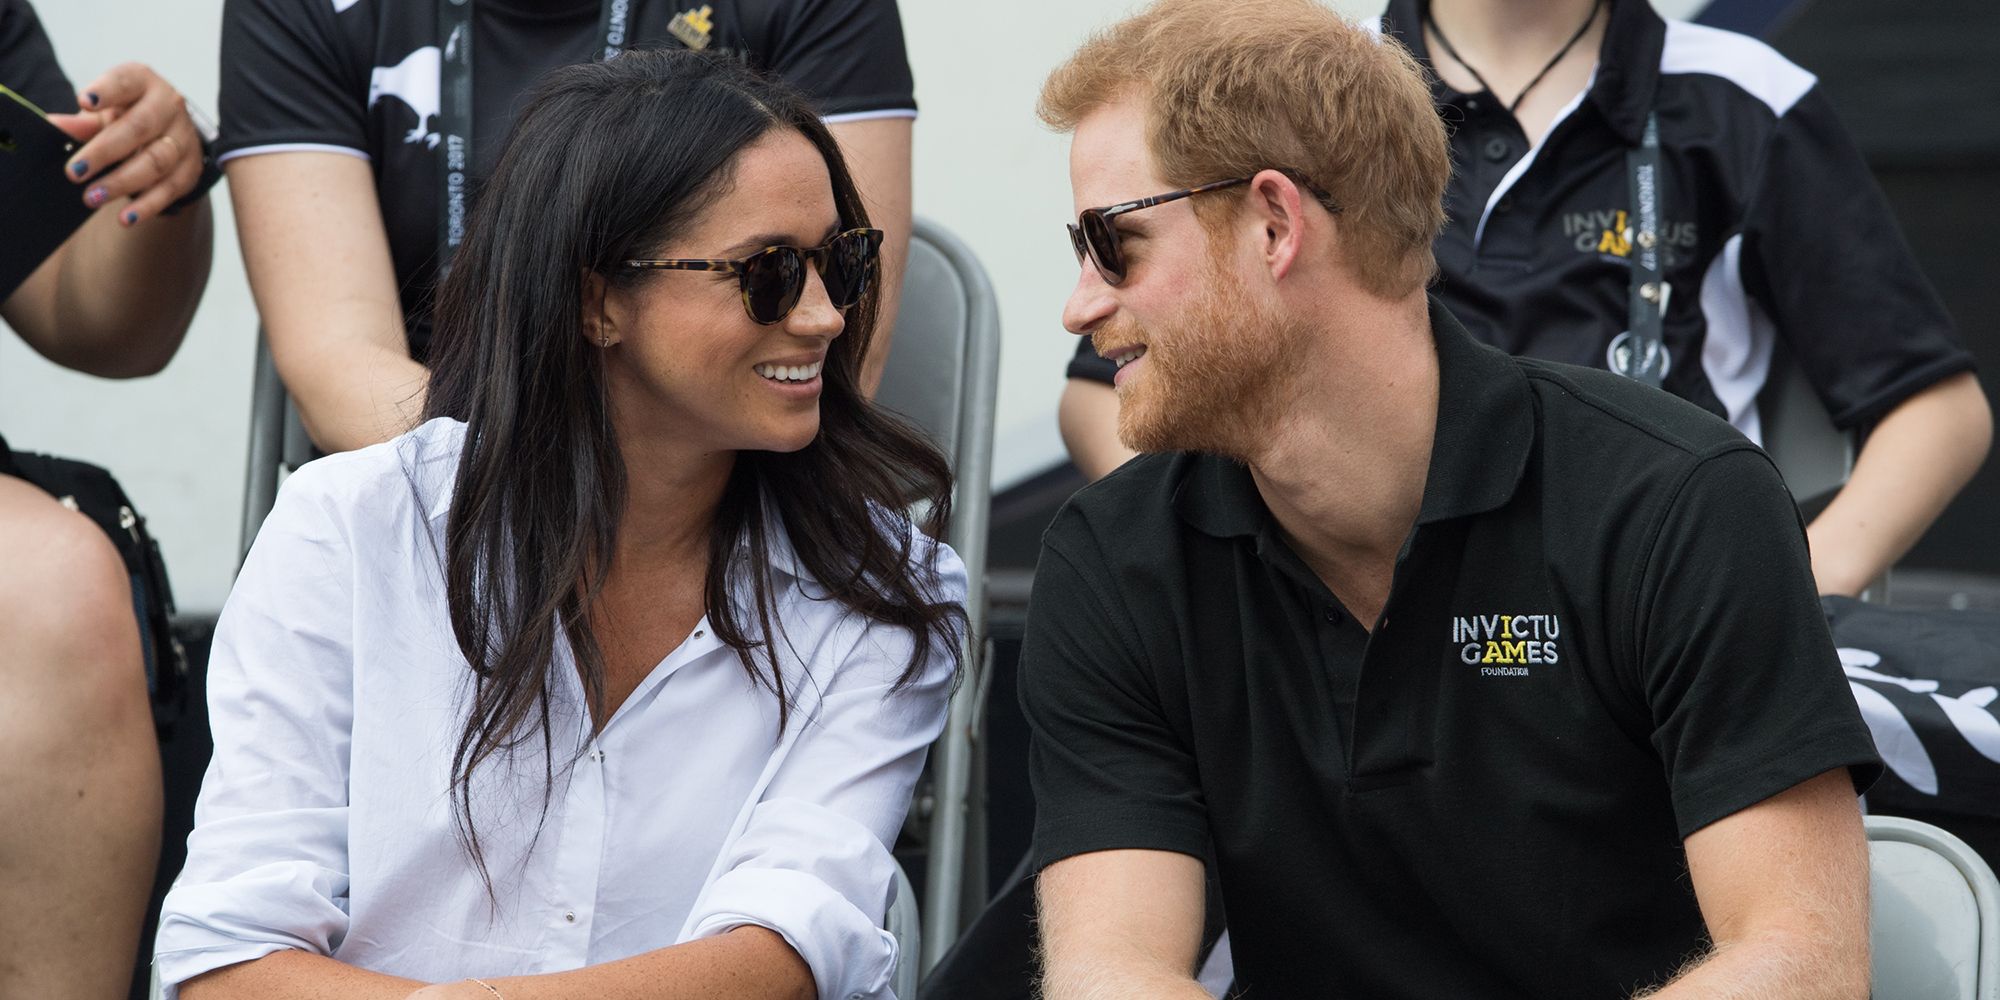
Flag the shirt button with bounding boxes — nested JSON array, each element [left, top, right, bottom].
[[1323, 605, 1340, 624], [1465, 97, 1481, 111], [1483, 137, 1512, 162], [564, 910, 577, 923]]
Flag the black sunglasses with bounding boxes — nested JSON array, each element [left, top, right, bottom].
[[623, 227, 884, 325], [1067, 170, 1339, 286]]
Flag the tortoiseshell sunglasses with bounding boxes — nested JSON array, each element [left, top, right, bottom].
[[1068, 170, 1339, 286], [623, 227, 884, 325]]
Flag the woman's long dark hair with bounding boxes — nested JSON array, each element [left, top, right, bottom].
[[420, 49, 964, 887]]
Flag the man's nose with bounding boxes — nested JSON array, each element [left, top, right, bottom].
[[1061, 265, 1116, 336]]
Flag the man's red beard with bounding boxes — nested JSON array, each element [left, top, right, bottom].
[[1105, 261, 1303, 459]]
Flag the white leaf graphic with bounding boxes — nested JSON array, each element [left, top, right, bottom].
[[1931, 687, 2000, 765], [1849, 681, 1939, 795]]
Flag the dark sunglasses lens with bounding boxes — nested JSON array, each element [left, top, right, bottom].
[[744, 247, 805, 323], [1081, 211, 1124, 284], [822, 231, 877, 308]]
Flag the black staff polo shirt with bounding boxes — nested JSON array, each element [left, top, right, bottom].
[[1021, 302, 1881, 999], [1380, 0, 1972, 440]]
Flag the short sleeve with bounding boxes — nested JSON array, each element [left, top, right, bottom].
[[217, 0, 371, 162], [680, 537, 964, 1000], [1067, 334, 1117, 385], [751, 0, 915, 118], [153, 465, 358, 997], [1739, 85, 1975, 430], [1631, 446, 1882, 838], [0, 0, 76, 113], [1020, 521, 1211, 872]]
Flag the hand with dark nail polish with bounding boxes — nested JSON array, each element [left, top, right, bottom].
[[71, 160, 89, 178], [123, 210, 139, 226], [87, 186, 107, 207], [85, 92, 99, 106]]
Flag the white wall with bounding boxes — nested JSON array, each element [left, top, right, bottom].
[[1, 0, 1704, 612]]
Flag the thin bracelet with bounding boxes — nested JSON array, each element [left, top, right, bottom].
[[466, 979, 504, 1000]]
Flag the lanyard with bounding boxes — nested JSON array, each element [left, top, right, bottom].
[[433, 0, 640, 281], [1614, 111, 1669, 387]]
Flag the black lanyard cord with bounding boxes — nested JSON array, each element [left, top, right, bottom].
[[434, 0, 638, 280]]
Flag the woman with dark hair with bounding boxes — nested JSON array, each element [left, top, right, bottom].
[[156, 49, 964, 1000]]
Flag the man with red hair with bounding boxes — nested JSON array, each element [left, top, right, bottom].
[[1020, 1, 1881, 997]]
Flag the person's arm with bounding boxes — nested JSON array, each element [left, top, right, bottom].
[[1036, 849, 1213, 1000], [400, 927, 811, 1000], [1807, 370, 1992, 596], [181, 951, 421, 1000], [154, 464, 367, 998], [827, 117, 910, 397], [1736, 84, 1987, 591], [1060, 378, 1137, 481], [227, 151, 428, 453], [1623, 446, 1881, 999], [0, 63, 212, 377], [1633, 768, 1869, 999]]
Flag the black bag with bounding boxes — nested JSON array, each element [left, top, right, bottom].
[[0, 433, 188, 737], [1827, 595, 2000, 819]]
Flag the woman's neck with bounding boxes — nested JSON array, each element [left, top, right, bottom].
[[611, 423, 736, 569]]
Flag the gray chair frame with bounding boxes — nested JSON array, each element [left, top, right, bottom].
[[1867, 814, 2000, 1000], [873, 218, 1002, 973], [234, 217, 1003, 981]]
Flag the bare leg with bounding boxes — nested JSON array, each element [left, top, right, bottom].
[[0, 475, 163, 998]]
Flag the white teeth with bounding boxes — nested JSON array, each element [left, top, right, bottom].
[[755, 361, 824, 383], [1111, 346, 1147, 368]]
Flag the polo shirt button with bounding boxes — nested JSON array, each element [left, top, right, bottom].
[[1323, 605, 1340, 624], [1465, 97, 1481, 111], [1482, 137, 1511, 163], [564, 910, 577, 923]]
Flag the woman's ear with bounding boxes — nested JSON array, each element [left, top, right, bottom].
[[581, 271, 618, 348]]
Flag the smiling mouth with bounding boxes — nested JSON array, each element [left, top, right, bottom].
[[755, 361, 823, 383], [1106, 346, 1148, 369]]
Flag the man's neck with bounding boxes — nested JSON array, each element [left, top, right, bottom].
[[1243, 293, 1439, 591], [1426, 0, 1602, 68]]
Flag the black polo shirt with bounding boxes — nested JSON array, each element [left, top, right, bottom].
[[1068, 0, 1974, 444], [1022, 302, 1882, 998]]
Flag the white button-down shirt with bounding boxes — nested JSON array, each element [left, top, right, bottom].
[[156, 418, 962, 999]]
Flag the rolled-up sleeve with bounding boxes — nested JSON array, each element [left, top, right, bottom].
[[155, 466, 358, 996], [682, 538, 965, 1000]]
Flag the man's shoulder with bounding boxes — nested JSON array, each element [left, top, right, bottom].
[[1043, 452, 1203, 559], [1518, 356, 1753, 465]]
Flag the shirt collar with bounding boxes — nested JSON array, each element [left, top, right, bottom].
[[1175, 299, 1535, 539], [1380, 0, 1665, 146]]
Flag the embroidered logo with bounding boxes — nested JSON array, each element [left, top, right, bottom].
[[1561, 209, 1695, 265], [1452, 613, 1561, 677], [669, 5, 716, 50]]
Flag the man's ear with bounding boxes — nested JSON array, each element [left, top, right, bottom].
[[581, 270, 618, 348], [1249, 168, 1309, 282]]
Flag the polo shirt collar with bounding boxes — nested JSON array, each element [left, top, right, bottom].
[[1175, 299, 1534, 539], [1379, 0, 1666, 147]]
